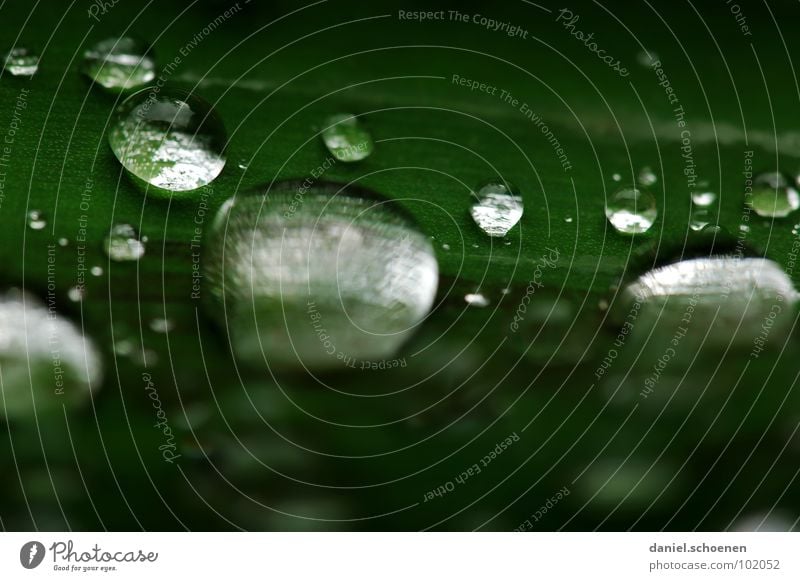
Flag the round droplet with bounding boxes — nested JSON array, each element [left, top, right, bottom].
[[464, 293, 489, 307], [204, 181, 438, 370], [692, 191, 717, 207], [103, 224, 146, 262], [0, 290, 102, 418], [3, 47, 38, 76], [748, 172, 800, 218], [57, 238, 69, 247], [637, 166, 657, 186], [689, 207, 715, 231], [27, 210, 46, 230], [149, 317, 174, 333], [108, 89, 227, 192], [67, 286, 85, 302], [81, 37, 155, 92], [470, 179, 524, 237], [320, 113, 373, 162], [611, 173, 622, 182], [605, 188, 657, 234], [90, 266, 103, 277]]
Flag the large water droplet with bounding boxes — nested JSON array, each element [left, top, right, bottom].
[[320, 113, 373, 162], [3, 47, 38, 76], [605, 188, 657, 234], [748, 172, 800, 218], [103, 224, 146, 262], [81, 37, 155, 92], [108, 89, 227, 192], [469, 179, 523, 237], [0, 290, 102, 418], [204, 181, 438, 369]]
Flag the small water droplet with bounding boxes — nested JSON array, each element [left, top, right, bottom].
[[701, 224, 726, 236], [113, 338, 134, 356], [149, 317, 174, 333], [471, 243, 479, 249], [748, 172, 800, 218], [564, 216, 573, 223], [3, 47, 38, 76], [27, 210, 46, 230], [598, 299, 609, 310], [58, 237, 69, 247], [441, 243, 451, 251], [689, 207, 715, 231], [81, 37, 155, 91], [500, 288, 511, 295], [204, 181, 438, 369], [464, 293, 489, 307], [103, 224, 146, 262], [637, 166, 657, 186], [469, 179, 523, 237], [636, 50, 659, 67], [90, 266, 103, 277], [692, 191, 717, 207], [320, 113, 373, 162], [612, 173, 622, 182], [504, 240, 512, 246], [739, 223, 750, 232], [108, 89, 227, 192], [238, 161, 248, 170], [605, 188, 657, 234], [67, 286, 85, 302]]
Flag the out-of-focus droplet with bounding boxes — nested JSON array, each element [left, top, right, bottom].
[[3, 47, 38, 76], [605, 188, 657, 234], [108, 89, 227, 192], [637, 166, 657, 186], [320, 113, 373, 162], [0, 290, 102, 418], [692, 191, 717, 207], [67, 286, 85, 302], [81, 37, 155, 91], [90, 266, 103, 277], [103, 224, 145, 262], [204, 181, 439, 370], [149, 317, 174, 333], [58, 238, 69, 247], [464, 293, 489, 307], [470, 179, 523, 237]]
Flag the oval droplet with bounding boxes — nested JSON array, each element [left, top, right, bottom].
[[81, 37, 155, 92], [103, 224, 146, 262], [27, 210, 46, 230], [204, 181, 438, 370], [108, 89, 227, 192], [748, 172, 800, 218], [464, 293, 490, 307], [320, 113, 373, 162], [605, 187, 657, 234], [691, 190, 717, 207], [3, 47, 38, 76], [469, 179, 523, 237]]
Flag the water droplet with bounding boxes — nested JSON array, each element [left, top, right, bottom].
[[605, 188, 657, 234], [692, 190, 717, 207], [81, 37, 155, 91], [748, 172, 800, 218], [3, 47, 38, 76], [149, 317, 174, 333], [103, 224, 146, 262], [204, 181, 439, 369], [739, 223, 750, 232], [637, 166, 657, 186], [464, 293, 489, 307], [636, 50, 659, 67], [689, 206, 715, 231], [598, 299, 609, 310], [469, 179, 523, 237], [500, 288, 511, 295], [441, 243, 451, 251], [67, 286, 85, 302], [320, 113, 373, 162], [27, 210, 46, 230], [471, 243, 479, 249], [612, 173, 622, 182], [701, 224, 726, 236], [564, 216, 573, 223], [58, 237, 69, 247], [90, 266, 103, 277], [0, 290, 102, 418], [108, 89, 227, 192]]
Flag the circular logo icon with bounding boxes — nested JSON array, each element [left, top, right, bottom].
[[19, 541, 45, 569]]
